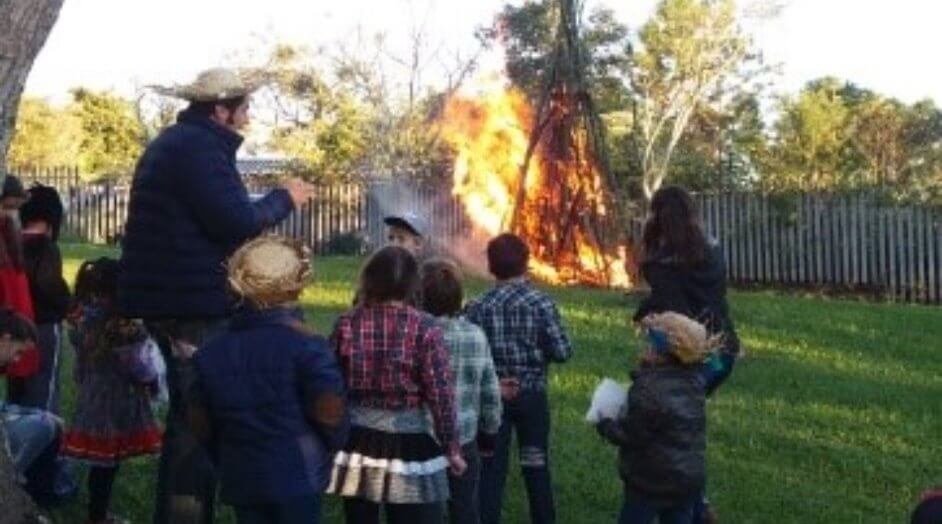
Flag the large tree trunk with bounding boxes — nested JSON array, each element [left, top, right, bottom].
[[0, 1, 65, 521], [0, 0, 65, 173]]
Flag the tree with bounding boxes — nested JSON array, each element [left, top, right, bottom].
[[627, 0, 768, 200], [0, 0, 65, 174], [70, 88, 146, 179], [495, 0, 632, 113], [0, 1, 64, 520], [764, 79, 851, 191], [7, 96, 81, 168]]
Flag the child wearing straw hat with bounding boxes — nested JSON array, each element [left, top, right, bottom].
[[187, 236, 349, 524], [596, 312, 721, 524]]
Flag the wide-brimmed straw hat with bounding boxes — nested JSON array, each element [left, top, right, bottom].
[[641, 312, 723, 365], [151, 67, 268, 102], [228, 236, 311, 308]]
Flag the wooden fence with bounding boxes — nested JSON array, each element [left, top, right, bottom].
[[11, 167, 942, 304]]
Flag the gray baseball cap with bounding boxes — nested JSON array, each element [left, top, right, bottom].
[[384, 212, 427, 237]]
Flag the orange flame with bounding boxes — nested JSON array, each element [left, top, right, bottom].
[[439, 79, 631, 288]]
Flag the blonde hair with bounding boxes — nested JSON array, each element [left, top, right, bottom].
[[641, 312, 723, 365]]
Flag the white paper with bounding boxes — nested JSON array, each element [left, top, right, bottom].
[[585, 378, 628, 424]]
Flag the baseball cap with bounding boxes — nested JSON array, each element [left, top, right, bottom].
[[384, 212, 427, 238]]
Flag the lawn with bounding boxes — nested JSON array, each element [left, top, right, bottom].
[[41, 242, 942, 523]]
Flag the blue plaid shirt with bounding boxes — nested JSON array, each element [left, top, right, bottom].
[[464, 278, 572, 391]]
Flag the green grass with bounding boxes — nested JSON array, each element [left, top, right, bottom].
[[44, 243, 942, 523]]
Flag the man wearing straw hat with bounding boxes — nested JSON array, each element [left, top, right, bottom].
[[117, 67, 315, 524]]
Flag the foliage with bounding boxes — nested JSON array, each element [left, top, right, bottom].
[[69, 88, 146, 180], [48, 245, 942, 523], [7, 96, 81, 168]]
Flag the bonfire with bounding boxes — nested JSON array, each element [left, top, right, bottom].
[[439, 0, 631, 288]]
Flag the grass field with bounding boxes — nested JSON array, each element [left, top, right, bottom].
[[43, 243, 942, 523]]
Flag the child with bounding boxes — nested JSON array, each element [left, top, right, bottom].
[[19, 184, 71, 413], [384, 212, 427, 257], [596, 312, 720, 524], [329, 246, 465, 524], [421, 258, 502, 524], [187, 236, 348, 524], [63, 258, 162, 524], [0, 211, 40, 399], [464, 233, 572, 524]]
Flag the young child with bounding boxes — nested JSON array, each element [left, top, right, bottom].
[[464, 233, 572, 524], [329, 246, 465, 524], [18, 184, 71, 413], [63, 258, 162, 524], [384, 212, 427, 258], [420, 258, 502, 524], [0, 211, 40, 399], [187, 236, 348, 524], [596, 312, 720, 524]]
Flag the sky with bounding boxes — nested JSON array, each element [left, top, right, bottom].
[[24, 0, 942, 106]]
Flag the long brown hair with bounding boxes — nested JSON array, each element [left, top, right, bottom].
[[0, 213, 24, 270], [642, 186, 708, 268]]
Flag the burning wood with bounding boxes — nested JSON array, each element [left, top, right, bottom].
[[438, 0, 631, 288]]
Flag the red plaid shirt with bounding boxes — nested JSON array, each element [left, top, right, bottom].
[[330, 304, 458, 453]]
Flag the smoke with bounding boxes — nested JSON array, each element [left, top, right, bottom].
[[366, 179, 494, 282]]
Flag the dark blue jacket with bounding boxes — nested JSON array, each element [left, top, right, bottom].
[[118, 109, 294, 319], [191, 306, 349, 505]]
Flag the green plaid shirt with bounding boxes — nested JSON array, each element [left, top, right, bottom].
[[434, 316, 502, 445]]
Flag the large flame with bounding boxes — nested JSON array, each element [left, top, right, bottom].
[[439, 79, 631, 288]]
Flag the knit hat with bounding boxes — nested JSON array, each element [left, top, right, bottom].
[[152, 67, 268, 102], [227, 236, 311, 308], [19, 184, 64, 241], [641, 312, 722, 365], [912, 489, 942, 524]]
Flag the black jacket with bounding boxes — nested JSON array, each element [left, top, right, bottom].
[[22, 233, 70, 324], [598, 364, 706, 508], [118, 110, 294, 319], [634, 242, 740, 356]]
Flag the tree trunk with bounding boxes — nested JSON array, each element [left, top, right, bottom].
[[0, 1, 64, 521], [0, 0, 65, 173]]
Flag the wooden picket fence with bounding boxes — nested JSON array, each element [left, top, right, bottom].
[[11, 167, 942, 304], [693, 192, 942, 303]]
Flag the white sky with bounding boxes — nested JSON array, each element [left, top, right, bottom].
[[25, 0, 942, 105]]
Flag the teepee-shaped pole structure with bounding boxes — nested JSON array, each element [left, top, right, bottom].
[[508, 0, 627, 286]]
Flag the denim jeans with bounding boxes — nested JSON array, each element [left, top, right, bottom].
[[146, 318, 226, 524], [234, 495, 322, 524], [480, 389, 555, 524], [1, 402, 58, 476], [618, 493, 697, 524], [449, 442, 482, 524]]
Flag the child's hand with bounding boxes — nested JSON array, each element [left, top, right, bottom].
[[448, 452, 468, 477], [0, 335, 27, 366], [499, 378, 520, 401]]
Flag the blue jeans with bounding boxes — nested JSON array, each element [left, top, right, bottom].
[[147, 319, 226, 524], [449, 442, 482, 524], [619, 494, 697, 524], [480, 389, 555, 524], [234, 495, 321, 524], [1, 402, 59, 476], [16, 323, 64, 414]]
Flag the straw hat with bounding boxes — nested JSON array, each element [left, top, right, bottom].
[[227, 236, 311, 308], [641, 312, 723, 365], [151, 67, 268, 102]]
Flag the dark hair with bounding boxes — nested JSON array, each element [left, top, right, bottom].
[[19, 184, 64, 240], [74, 257, 120, 304], [186, 96, 247, 118], [642, 186, 708, 267], [360, 246, 418, 304], [487, 233, 529, 280], [0, 306, 37, 342], [421, 259, 463, 316], [0, 213, 24, 270]]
